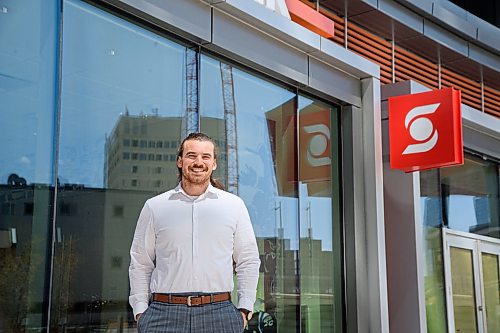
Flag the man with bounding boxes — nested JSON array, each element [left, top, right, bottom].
[[129, 132, 260, 333]]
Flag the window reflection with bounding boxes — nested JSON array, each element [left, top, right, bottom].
[[442, 156, 500, 238], [0, 0, 59, 331], [52, 0, 189, 331], [420, 169, 447, 332], [201, 55, 300, 332], [1, 0, 345, 331], [200, 57, 342, 332], [420, 155, 500, 333], [298, 95, 341, 333]]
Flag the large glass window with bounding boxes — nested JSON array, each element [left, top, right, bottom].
[[0, 1, 59, 331], [1, 1, 344, 331], [421, 153, 500, 333], [51, 1, 188, 330], [200, 56, 342, 332], [298, 95, 342, 333]]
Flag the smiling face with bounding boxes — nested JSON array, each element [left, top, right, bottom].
[[177, 139, 217, 189]]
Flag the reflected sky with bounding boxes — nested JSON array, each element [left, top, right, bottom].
[[201, 57, 336, 250], [59, 0, 185, 187], [448, 195, 494, 232], [0, 0, 59, 185], [422, 194, 498, 235], [1, 0, 339, 252], [202, 56, 301, 247]]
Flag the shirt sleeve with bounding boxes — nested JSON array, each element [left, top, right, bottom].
[[129, 201, 156, 318], [233, 199, 261, 312]]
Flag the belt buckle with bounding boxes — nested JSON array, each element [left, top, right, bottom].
[[187, 295, 193, 307]]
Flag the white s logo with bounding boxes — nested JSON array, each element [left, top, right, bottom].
[[303, 124, 331, 167], [402, 103, 440, 155]]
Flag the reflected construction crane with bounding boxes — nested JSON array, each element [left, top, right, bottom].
[[183, 48, 239, 194], [182, 48, 199, 137], [220, 62, 238, 195]]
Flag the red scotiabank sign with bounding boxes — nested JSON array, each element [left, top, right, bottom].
[[389, 87, 464, 172]]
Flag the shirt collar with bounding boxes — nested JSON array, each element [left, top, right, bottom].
[[171, 182, 218, 200]]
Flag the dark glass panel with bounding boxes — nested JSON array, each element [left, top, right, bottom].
[[200, 55, 300, 333], [298, 95, 341, 333], [0, 0, 59, 331], [51, 0, 187, 331], [420, 169, 447, 333]]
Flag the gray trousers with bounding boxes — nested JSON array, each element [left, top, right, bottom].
[[137, 300, 244, 333]]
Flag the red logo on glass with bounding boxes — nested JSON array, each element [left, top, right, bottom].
[[389, 87, 464, 172]]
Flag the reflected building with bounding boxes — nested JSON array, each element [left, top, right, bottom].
[[0, 183, 152, 329], [423, 197, 441, 227], [258, 236, 336, 332], [105, 113, 228, 192], [104, 113, 182, 192], [0, 182, 335, 332]]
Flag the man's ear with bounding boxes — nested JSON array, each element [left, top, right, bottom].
[[176, 157, 182, 168]]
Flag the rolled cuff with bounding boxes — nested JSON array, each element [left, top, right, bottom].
[[237, 297, 254, 312], [132, 301, 149, 320]]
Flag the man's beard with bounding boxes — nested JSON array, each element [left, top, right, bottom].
[[182, 167, 212, 185]]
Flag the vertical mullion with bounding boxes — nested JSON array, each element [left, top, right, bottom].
[[295, 90, 302, 333], [46, 0, 64, 330]]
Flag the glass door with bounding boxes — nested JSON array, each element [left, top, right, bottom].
[[479, 242, 500, 333], [444, 231, 500, 333]]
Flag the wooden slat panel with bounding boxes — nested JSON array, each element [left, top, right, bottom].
[[396, 47, 438, 70], [485, 109, 500, 116], [395, 51, 438, 76], [396, 72, 435, 89], [484, 85, 500, 95], [394, 46, 439, 90], [441, 79, 481, 100], [441, 83, 482, 110], [348, 29, 392, 56], [441, 81, 482, 99], [484, 93, 500, 108], [484, 102, 500, 114], [441, 71, 482, 109], [397, 66, 439, 89], [347, 43, 392, 68], [347, 43, 391, 67], [395, 58, 438, 84], [441, 82, 480, 101], [332, 36, 344, 46], [381, 77, 392, 84], [319, 7, 345, 27], [347, 22, 393, 49], [317, 5, 499, 119], [442, 67, 481, 88], [485, 90, 500, 117], [484, 86, 500, 117], [380, 69, 392, 77]]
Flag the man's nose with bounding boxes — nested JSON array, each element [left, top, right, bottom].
[[193, 155, 203, 164]]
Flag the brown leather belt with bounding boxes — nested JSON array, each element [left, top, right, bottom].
[[152, 292, 231, 306]]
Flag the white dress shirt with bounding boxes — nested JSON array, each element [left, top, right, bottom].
[[129, 183, 260, 317]]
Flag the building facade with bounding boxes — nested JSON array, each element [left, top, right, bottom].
[[0, 0, 498, 332]]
